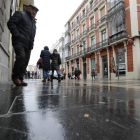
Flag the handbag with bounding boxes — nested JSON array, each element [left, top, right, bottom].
[[37, 58, 43, 69]]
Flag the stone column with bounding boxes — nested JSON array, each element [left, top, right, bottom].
[[98, 51, 103, 79], [106, 47, 110, 79]]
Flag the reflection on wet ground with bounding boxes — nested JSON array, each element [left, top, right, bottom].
[[0, 79, 140, 140]]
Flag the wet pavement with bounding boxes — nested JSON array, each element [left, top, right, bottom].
[[0, 79, 140, 140]]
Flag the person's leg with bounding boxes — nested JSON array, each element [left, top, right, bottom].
[[12, 45, 26, 86], [56, 70, 61, 82], [19, 48, 31, 81], [42, 69, 47, 82], [51, 70, 54, 82]]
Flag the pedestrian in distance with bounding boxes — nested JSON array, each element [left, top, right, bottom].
[[40, 46, 51, 82], [91, 68, 96, 80], [77, 69, 81, 80], [74, 68, 79, 80], [7, 4, 39, 86], [68, 72, 71, 79], [50, 49, 61, 82]]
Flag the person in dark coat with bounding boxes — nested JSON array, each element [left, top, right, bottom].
[[91, 68, 96, 80], [50, 49, 61, 82], [74, 68, 79, 79], [7, 4, 39, 86], [40, 46, 51, 82]]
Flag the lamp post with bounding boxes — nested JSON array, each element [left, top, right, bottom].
[[80, 41, 86, 79]]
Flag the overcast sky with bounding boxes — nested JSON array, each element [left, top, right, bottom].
[[28, 0, 83, 65]]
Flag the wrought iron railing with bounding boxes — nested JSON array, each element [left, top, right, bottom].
[[87, 0, 103, 14], [80, 30, 87, 38], [87, 24, 96, 33], [97, 15, 107, 26], [80, 14, 86, 21], [66, 39, 109, 61], [109, 30, 127, 43]]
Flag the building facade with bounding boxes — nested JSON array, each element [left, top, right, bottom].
[[65, 0, 140, 80], [0, 0, 34, 83]]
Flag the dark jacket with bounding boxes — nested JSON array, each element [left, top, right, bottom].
[[51, 52, 61, 70], [91, 70, 95, 76], [7, 11, 36, 50], [40, 50, 51, 70], [74, 69, 79, 75]]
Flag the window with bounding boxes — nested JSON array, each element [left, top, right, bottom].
[[101, 30, 106, 41], [90, 17, 94, 26], [77, 29, 79, 36], [23, 5, 28, 12], [83, 41, 86, 49], [83, 9, 85, 16], [77, 45, 79, 53], [83, 24, 85, 31], [72, 48, 74, 55], [90, 0, 93, 8], [72, 22, 74, 28], [100, 7, 105, 18], [91, 36, 95, 46], [72, 34, 74, 40], [77, 16, 79, 23]]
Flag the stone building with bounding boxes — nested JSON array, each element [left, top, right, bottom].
[[0, 0, 34, 83], [64, 0, 140, 80]]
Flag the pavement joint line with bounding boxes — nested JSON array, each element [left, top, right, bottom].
[[111, 121, 129, 129], [0, 126, 50, 140], [7, 96, 19, 114]]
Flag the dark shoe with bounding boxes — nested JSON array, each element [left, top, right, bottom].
[[42, 78, 46, 82], [47, 78, 50, 82], [13, 79, 22, 86], [21, 81, 28, 86]]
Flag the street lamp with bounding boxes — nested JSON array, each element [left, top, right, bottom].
[[80, 41, 86, 79]]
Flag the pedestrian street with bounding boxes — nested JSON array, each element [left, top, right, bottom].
[[0, 79, 140, 140]]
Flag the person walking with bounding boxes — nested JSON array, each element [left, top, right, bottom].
[[74, 68, 79, 80], [40, 46, 51, 82], [50, 49, 61, 82], [91, 68, 96, 80], [7, 4, 39, 86], [77, 69, 81, 80]]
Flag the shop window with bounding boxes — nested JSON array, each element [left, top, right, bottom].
[[116, 51, 126, 76]]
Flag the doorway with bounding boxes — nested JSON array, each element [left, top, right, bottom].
[[102, 55, 108, 78]]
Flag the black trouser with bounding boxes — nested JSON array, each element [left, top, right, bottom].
[[92, 75, 95, 80], [12, 45, 31, 80], [75, 74, 78, 79]]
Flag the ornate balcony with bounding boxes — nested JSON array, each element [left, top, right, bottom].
[[87, 0, 105, 15], [80, 30, 87, 39], [87, 24, 96, 34], [80, 14, 86, 22], [97, 15, 107, 27], [65, 39, 109, 61], [109, 30, 127, 44]]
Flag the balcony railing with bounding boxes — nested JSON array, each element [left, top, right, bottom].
[[80, 14, 86, 21], [97, 15, 107, 26], [109, 30, 127, 43], [87, 0, 103, 14], [108, 1, 125, 18], [87, 24, 96, 33], [80, 30, 87, 38], [66, 39, 109, 61]]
